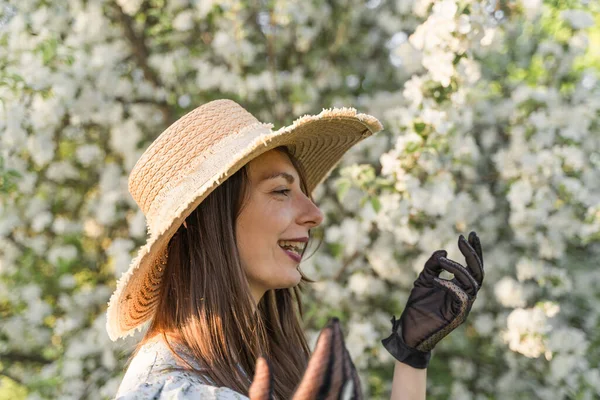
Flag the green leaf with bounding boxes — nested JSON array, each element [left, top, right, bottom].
[[414, 121, 427, 134], [335, 178, 351, 202], [370, 196, 381, 213], [405, 141, 421, 153]]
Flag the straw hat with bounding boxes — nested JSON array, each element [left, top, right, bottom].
[[106, 99, 383, 341]]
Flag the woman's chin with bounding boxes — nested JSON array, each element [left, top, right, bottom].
[[275, 269, 303, 288]]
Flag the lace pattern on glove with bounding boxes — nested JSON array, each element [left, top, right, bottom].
[[416, 279, 474, 352]]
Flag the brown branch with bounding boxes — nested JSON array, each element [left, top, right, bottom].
[[334, 250, 362, 281], [113, 96, 168, 107], [2, 232, 28, 253], [111, 2, 159, 86], [1, 351, 52, 364], [109, 1, 174, 125], [266, 9, 280, 111]]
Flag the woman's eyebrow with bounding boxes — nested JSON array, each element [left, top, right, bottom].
[[260, 172, 295, 184]]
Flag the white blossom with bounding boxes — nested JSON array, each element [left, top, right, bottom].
[[494, 277, 527, 308], [547, 327, 588, 355], [348, 273, 387, 298], [325, 218, 371, 258], [173, 10, 195, 31], [473, 313, 495, 336], [560, 10, 595, 30], [107, 238, 135, 276], [116, 0, 144, 16], [503, 307, 551, 358], [75, 144, 103, 166], [345, 318, 379, 368], [48, 244, 78, 266]]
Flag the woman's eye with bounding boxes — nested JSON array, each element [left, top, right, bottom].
[[274, 189, 291, 196]]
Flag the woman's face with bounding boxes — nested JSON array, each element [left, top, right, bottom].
[[236, 149, 324, 305]]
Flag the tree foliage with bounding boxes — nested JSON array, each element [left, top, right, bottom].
[[0, 0, 599, 399]]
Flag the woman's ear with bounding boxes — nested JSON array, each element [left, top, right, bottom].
[[183, 220, 188, 229]]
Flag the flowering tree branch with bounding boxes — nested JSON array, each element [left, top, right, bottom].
[[109, 0, 174, 124]]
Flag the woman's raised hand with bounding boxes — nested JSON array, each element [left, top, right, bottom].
[[381, 231, 485, 369], [249, 318, 362, 400]]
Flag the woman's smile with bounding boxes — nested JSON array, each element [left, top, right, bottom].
[[280, 246, 302, 263]]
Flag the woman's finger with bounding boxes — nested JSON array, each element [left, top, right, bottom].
[[322, 318, 347, 400], [438, 257, 479, 296], [249, 357, 273, 400], [336, 321, 362, 400], [468, 231, 484, 271], [293, 321, 334, 399], [341, 345, 362, 399], [420, 250, 448, 282], [458, 234, 484, 286]]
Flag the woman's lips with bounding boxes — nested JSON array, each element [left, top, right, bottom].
[[281, 247, 301, 262]]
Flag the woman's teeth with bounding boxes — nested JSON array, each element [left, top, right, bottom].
[[278, 240, 305, 255], [280, 245, 300, 255]]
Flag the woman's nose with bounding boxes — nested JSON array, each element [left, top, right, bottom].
[[301, 199, 324, 228]]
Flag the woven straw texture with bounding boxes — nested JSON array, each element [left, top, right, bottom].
[[106, 99, 383, 340]]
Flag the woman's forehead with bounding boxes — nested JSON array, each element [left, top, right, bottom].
[[248, 150, 298, 181]]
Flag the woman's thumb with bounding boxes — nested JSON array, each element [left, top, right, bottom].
[[249, 356, 274, 400]]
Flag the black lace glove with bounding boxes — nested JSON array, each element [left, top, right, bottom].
[[381, 231, 484, 369], [249, 317, 362, 399]]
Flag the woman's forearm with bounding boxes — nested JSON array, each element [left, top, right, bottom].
[[390, 361, 426, 400]]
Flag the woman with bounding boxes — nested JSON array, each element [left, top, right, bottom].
[[108, 100, 485, 399]]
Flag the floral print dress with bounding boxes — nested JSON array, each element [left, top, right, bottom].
[[114, 338, 250, 399]]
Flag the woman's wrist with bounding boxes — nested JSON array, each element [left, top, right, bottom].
[[381, 316, 432, 369], [391, 360, 427, 400]]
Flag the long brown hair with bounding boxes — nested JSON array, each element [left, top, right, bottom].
[[127, 146, 322, 399]]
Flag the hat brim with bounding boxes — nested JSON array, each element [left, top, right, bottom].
[[106, 107, 383, 340]]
